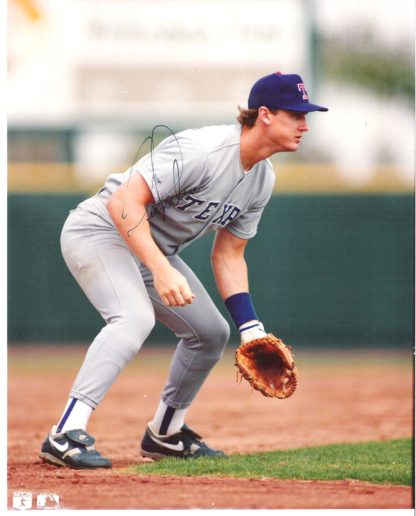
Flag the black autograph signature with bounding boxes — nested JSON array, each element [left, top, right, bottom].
[[121, 124, 201, 237]]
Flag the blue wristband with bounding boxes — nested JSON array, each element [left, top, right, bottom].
[[224, 292, 258, 329]]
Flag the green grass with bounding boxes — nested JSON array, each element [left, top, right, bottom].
[[127, 438, 413, 486]]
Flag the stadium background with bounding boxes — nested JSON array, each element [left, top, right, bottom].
[[8, 0, 414, 349]]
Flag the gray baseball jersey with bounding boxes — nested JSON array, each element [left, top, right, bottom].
[[80, 124, 275, 255]]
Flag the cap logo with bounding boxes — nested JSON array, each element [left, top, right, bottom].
[[297, 83, 308, 100]]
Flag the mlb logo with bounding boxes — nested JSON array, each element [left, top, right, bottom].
[[36, 493, 61, 509], [12, 491, 32, 510]]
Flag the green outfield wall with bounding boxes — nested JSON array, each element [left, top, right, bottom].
[[8, 194, 414, 348]]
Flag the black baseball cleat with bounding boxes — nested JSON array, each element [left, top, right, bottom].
[[140, 423, 227, 460], [39, 425, 112, 469]]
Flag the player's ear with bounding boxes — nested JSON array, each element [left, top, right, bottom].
[[257, 106, 274, 127]]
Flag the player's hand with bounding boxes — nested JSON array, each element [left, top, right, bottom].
[[240, 325, 267, 345], [153, 265, 195, 307]]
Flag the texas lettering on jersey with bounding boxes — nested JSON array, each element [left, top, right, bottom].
[[176, 194, 241, 227]]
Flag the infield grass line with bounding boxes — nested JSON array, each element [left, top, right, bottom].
[[125, 438, 413, 486]]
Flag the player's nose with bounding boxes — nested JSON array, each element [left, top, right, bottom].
[[300, 117, 309, 132]]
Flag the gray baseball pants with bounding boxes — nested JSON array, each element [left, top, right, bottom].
[[60, 207, 230, 410]]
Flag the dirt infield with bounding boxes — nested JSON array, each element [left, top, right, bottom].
[[7, 345, 414, 510]]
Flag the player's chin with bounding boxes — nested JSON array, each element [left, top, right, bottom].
[[285, 142, 301, 152]]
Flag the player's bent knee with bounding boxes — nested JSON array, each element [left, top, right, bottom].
[[193, 312, 228, 338], [126, 317, 156, 345], [199, 317, 230, 360], [108, 311, 156, 353], [215, 318, 231, 347]]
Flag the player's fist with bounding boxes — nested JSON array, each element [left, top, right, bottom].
[[153, 265, 195, 307]]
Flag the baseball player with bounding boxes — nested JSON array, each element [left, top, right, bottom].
[[39, 72, 327, 468]]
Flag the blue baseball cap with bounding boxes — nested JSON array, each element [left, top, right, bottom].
[[248, 72, 328, 112]]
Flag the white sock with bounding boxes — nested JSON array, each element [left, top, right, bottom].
[[150, 399, 187, 436], [56, 398, 93, 433]]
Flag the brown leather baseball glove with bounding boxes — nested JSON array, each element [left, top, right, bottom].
[[235, 333, 298, 398]]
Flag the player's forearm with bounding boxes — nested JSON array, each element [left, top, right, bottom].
[[211, 252, 249, 300], [107, 183, 195, 306], [107, 195, 169, 273], [213, 253, 266, 342]]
